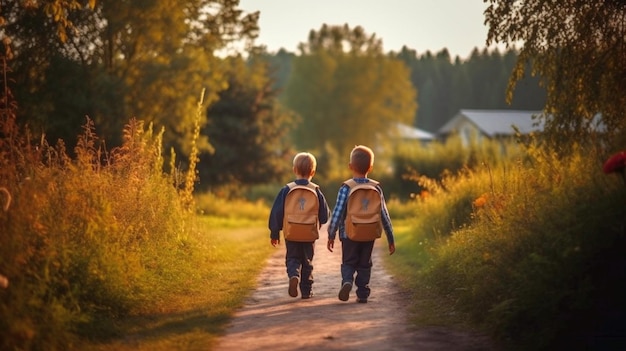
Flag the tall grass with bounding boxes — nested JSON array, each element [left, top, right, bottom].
[[79, 218, 272, 351], [389, 140, 626, 350], [0, 84, 206, 349], [386, 134, 524, 200], [195, 192, 269, 224]]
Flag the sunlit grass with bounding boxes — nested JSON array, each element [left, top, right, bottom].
[[195, 192, 269, 222], [81, 217, 273, 351], [386, 143, 626, 349], [0, 92, 277, 350], [3, 90, 623, 351]]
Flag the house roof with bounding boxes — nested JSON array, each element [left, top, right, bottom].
[[439, 109, 544, 137], [396, 123, 436, 140]]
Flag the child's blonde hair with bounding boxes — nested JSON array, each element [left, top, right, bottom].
[[293, 152, 317, 177], [350, 145, 374, 174]]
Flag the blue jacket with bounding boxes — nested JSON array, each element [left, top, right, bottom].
[[268, 179, 330, 240]]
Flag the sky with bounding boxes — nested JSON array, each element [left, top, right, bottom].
[[238, 0, 499, 60]]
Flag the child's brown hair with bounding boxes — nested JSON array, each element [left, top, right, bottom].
[[293, 152, 317, 177], [350, 145, 374, 174]]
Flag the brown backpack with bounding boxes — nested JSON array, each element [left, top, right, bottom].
[[344, 179, 383, 242], [283, 181, 320, 242]]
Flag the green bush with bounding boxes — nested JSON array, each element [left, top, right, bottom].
[[407, 143, 626, 349], [388, 134, 524, 200], [0, 111, 200, 349]]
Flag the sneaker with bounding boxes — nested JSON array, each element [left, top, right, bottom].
[[288, 276, 299, 297], [301, 292, 314, 299], [356, 298, 368, 303], [338, 282, 352, 301]]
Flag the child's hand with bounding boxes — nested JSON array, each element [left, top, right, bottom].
[[271, 239, 280, 247], [327, 239, 334, 252], [388, 243, 396, 255]]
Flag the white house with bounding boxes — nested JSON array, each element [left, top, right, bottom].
[[395, 122, 436, 146], [438, 109, 544, 145]]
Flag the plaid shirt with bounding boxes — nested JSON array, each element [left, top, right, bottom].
[[327, 178, 394, 244]]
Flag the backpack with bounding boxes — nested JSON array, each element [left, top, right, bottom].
[[344, 179, 383, 242], [283, 181, 320, 242]]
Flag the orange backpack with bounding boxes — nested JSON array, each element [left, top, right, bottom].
[[283, 182, 320, 242], [344, 179, 383, 242]]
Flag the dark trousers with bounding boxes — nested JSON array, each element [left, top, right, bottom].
[[285, 240, 314, 295], [340, 238, 374, 299]]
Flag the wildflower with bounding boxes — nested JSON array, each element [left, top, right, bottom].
[[419, 190, 430, 200], [602, 151, 626, 174], [602, 151, 626, 184], [473, 193, 488, 208]]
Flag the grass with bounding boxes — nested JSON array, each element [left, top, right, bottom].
[[3, 90, 623, 351], [0, 90, 278, 350], [384, 142, 626, 350], [382, 219, 479, 330], [194, 192, 270, 222], [80, 216, 273, 351]]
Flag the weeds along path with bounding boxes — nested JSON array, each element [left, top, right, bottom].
[[214, 225, 496, 351]]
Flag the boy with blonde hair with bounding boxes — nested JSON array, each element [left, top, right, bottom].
[[327, 145, 395, 303], [269, 152, 330, 299]]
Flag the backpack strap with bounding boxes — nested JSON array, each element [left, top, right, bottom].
[[287, 181, 318, 191], [343, 179, 380, 193], [343, 179, 357, 188]]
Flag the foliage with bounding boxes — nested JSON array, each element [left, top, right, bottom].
[[77, 221, 272, 351], [391, 140, 626, 349], [0, 0, 96, 47], [272, 45, 547, 135], [200, 55, 297, 191], [195, 192, 269, 222], [0, 75, 208, 348], [258, 48, 295, 92], [180, 89, 205, 211], [393, 47, 546, 132], [283, 24, 417, 166], [485, 0, 626, 150], [4, 0, 260, 156], [386, 134, 524, 200]]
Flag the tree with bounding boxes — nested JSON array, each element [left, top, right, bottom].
[[0, 0, 96, 48], [392, 45, 547, 133], [95, 0, 258, 155], [200, 56, 297, 191], [284, 24, 417, 161], [258, 48, 295, 93], [485, 0, 626, 149], [0, 1, 101, 142], [5, 0, 260, 157]]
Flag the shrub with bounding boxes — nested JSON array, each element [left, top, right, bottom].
[[389, 134, 523, 200], [418, 143, 626, 349], [0, 90, 203, 349]]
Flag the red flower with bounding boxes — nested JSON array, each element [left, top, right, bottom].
[[602, 151, 626, 174]]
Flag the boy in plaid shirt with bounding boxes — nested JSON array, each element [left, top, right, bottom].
[[327, 145, 395, 303]]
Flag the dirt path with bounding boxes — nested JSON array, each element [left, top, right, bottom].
[[214, 227, 497, 351]]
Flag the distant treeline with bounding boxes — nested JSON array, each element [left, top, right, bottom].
[[265, 46, 547, 133]]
